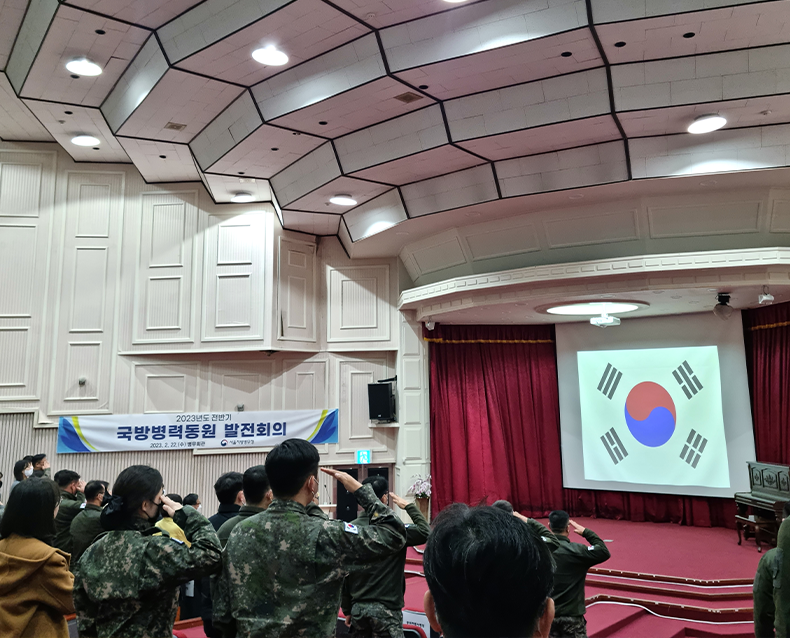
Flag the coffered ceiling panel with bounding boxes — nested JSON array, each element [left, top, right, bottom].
[[0, 73, 53, 141], [0, 0, 33, 70], [349, 144, 483, 185], [589, 0, 771, 24], [284, 176, 392, 214], [67, 0, 205, 28], [117, 138, 200, 183], [173, 0, 369, 86], [282, 209, 340, 235]]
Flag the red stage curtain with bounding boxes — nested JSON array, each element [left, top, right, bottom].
[[428, 323, 733, 527], [743, 301, 790, 464]]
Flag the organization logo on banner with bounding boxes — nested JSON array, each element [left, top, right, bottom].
[[57, 409, 339, 454], [577, 346, 729, 489]]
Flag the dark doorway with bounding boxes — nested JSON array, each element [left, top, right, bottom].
[[336, 467, 360, 522]]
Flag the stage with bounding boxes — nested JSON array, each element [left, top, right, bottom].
[[401, 517, 761, 638]]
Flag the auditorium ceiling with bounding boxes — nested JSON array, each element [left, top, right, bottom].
[[2, 0, 790, 255]]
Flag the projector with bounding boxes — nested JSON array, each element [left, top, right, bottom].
[[590, 314, 620, 328], [759, 293, 774, 305]]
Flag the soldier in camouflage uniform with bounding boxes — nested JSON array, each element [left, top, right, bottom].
[[213, 438, 407, 638], [73, 465, 222, 638], [341, 476, 431, 638]]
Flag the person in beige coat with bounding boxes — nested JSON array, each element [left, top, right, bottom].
[[0, 477, 75, 638]]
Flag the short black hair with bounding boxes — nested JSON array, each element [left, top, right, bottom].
[[243, 466, 270, 504], [0, 478, 61, 544], [213, 472, 244, 505], [53, 469, 80, 488], [492, 500, 513, 514], [23, 455, 34, 463], [166, 493, 182, 504], [31, 453, 47, 465], [783, 501, 790, 520], [265, 439, 320, 498], [183, 493, 200, 507], [84, 480, 106, 502], [13, 459, 31, 481], [102, 465, 163, 531], [362, 475, 388, 500], [424, 504, 554, 637], [549, 510, 570, 532]]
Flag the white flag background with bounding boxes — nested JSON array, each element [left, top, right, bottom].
[[578, 346, 730, 489]]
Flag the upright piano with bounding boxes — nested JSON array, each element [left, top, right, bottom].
[[734, 461, 790, 551]]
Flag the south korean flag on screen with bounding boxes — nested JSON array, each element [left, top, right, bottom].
[[577, 345, 729, 489]]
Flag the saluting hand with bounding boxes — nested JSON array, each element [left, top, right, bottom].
[[569, 519, 586, 535], [321, 468, 363, 493], [161, 494, 183, 518], [389, 493, 408, 509], [512, 511, 530, 523]]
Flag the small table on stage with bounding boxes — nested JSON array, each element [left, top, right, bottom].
[[734, 461, 790, 552]]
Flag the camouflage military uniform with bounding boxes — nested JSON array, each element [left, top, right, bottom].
[[349, 602, 403, 638], [54, 489, 86, 553], [213, 483, 406, 638], [550, 615, 587, 638], [73, 505, 222, 638]]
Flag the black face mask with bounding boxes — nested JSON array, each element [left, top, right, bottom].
[[102, 491, 112, 507], [147, 500, 166, 521]]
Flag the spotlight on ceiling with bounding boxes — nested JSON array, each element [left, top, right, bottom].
[[71, 135, 100, 146], [688, 114, 727, 135], [252, 46, 288, 66], [231, 192, 255, 203], [759, 286, 775, 305], [329, 194, 357, 206], [66, 58, 102, 76], [590, 313, 620, 328], [425, 320, 436, 330], [713, 293, 734, 320]]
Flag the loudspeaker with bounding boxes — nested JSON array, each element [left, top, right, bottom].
[[368, 382, 395, 422]]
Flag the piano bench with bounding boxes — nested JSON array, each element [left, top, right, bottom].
[[735, 514, 776, 552]]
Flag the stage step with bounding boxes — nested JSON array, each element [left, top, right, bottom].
[[587, 575, 753, 601]]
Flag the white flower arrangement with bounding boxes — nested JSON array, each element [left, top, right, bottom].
[[407, 474, 432, 499]]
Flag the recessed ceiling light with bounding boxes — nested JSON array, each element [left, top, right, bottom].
[[443, 0, 468, 4], [66, 58, 102, 76], [683, 32, 696, 38], [561, 51, 573, 57], [71, 135, 100, 146], [546, 302, 641, 316], [329, 194, 357, 206], [231, 192, 255, 203], [252, 45, 288, 66], [688, 114, 727, 134], [568, 194, 584, 200], [614, 41, 626, 48]]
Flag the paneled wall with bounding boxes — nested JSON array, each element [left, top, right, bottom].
[[0, 141, 430, 515]]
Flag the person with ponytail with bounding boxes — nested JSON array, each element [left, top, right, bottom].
[[0, 477, 76, 638], [72, 465, 222, 638]]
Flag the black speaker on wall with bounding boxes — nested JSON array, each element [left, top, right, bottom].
[[368, 382, 395, 422]]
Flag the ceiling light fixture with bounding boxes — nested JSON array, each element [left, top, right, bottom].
[[590, 313, 620, 328], [231, 192, 255, 203], [66, 58, 102, 76], [71, 135, 100, 146], [252, 46, 288, 66], [329, 194, 357, 206], [759, 286, 774, 305], [688, 114, 727, 134], [712, 293, 734, 320], [546, 301, 640, 316], [443, 0, 468, 4]]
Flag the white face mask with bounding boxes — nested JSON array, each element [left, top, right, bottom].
[[23, 467, 33, 478], [197, 504, 202, 511]]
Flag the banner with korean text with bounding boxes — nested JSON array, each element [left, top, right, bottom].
[[57, 409, 339, 454]]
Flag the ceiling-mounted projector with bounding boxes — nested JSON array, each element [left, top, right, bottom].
[[590, 313, 620, 328]]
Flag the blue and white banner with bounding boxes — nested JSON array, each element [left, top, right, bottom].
[[57, 409, 339, 454]]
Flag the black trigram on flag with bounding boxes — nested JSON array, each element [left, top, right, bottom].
[[597, 364, 623, 400], [673, 361, 703, 399], [680, 429, 707, 468], [601, 427, 628, 465]]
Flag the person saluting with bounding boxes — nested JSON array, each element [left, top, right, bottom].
[[73, 465, 222, 638]]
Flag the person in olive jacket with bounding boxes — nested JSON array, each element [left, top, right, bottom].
[[0, 478, 76, 638], [69, 481, 108, 566], [341, 476, 431, 637], [548, 511, 610, 638]]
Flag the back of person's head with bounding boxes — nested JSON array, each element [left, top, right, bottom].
[[424, 504, 554, 638], [101, 465, 164, 531], [23, 455, 34, 463], [549, 510, 569, 533], [183, 493, 199, 507], [265, 439, 320, 498], [53, 469, 80, 488], [492, 499, 514, 514], [361, 475, 388, 500], [783, 501, 790, 521], [31, 453, 46, 467], [242, 465, 270, 504], [13, 459, 31, 481], [166, 493, 182, 504], [84, 480, 106, 502], [213, 472, 244, 505], [0, 478, 61, 544]]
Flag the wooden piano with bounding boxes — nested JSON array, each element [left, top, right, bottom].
[[734, 461, 790, 552]]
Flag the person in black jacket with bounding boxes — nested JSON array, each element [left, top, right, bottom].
[[548, 510, 611, 638], [201, 472, 244, 638]]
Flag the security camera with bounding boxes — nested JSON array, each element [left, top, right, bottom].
[[590, 314, 620, 328]]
